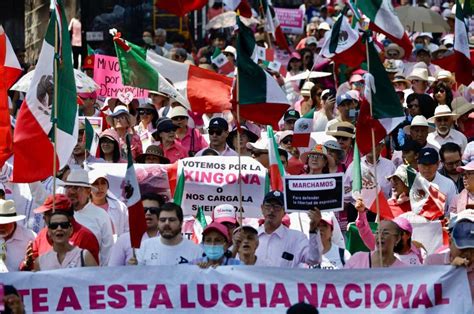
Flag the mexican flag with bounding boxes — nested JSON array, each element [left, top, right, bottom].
[[223, 0, 253, 18], [124, 134, 147, 249], [84, 118, 99, 157], [268, 126, 284, 192], [236, 17, 289, 128], [113, 36, 190, 110], [293, 108, 314, 148], [453, 0, 472, 86], [320, 9, 366, 68], [13, 0, 78, 182], [356, 40, 404, 156], [126, 41, 233, 114], [409, 172, 446, 221], [260, 0, 290, 51], [351, 142, 392, 219], [0, 26, 22, 168], [356, 0, 413, 57], [191, 206, 207, 244], [211, 48, 234, 75], [172, 169, 185, 206]]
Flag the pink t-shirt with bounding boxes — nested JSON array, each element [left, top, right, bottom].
[[344, 252, 408, 269]]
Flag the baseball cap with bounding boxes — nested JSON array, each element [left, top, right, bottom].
[[336, 92, 354, 106], [202, 222, 230, 242], [457, 160, 474, 173], [263, 190, 284, 206], [208, 117, 229, 131], [232, 224, 258, 235], [306, 36, 317, 46], [392, 216, 413, 233], [212, 204, 237, 224], [386, 164, 409, 187], [417, 148, 439, 165], [284, 109, 300, 122], [451, 210, 474, 249], [34, 194, 72, 214]]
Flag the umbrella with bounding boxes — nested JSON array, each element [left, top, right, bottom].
[[287, 70, 332, 81], [395, 6, 450, 33], [10, 69, 99, 93], [206, 11, 258, 30]]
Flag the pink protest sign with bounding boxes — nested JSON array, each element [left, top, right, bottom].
[[274, 8, 304, 35], [93, 54, 148, 99]]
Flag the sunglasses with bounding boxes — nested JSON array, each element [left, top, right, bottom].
[[139, 110, 154, 115], [144, 207, 159, 214], [335, 136, 350, 141], [209, 129, 224, 136], [281, 137, 293, 145], [48, 222, 71, 230], [171, 116, 187, 121], [436, 90, 446, 94]]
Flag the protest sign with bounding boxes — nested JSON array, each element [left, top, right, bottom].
[[93, 54, 148, 99], [87, 163, 171, 201], [284, 173, 344, 211], [2, 266, 472, 313], [177, 156, 267, 218], [274, 8, 304, 34]]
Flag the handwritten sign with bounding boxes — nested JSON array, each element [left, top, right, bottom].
[[93, 54, 148, 98]]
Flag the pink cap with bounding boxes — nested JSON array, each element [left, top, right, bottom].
[[202, 222, 230, 242], [212, 204, 237, 224], [320, 217, 333, 229], [349, 74, 364, 83], [392, 216, 413, 233], [77, 91, 97, 99], [290, 52, 301, 60], [352, 69, 367, 76], [457, 160, 474, 173]]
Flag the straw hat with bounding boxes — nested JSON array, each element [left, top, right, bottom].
[[451, 97, 474, 117], [0, 200, 25, 224], [169, 106, 189, 119], [436, 70, 454, 82], [403, 115, 435, 134], [135, 145, 170, 164], [407, 68, 429, 81], [384, 43, 405, 59], [301, 81, 315, 97], [106, 105, 134, 127], [300, 144, 328, 164], [326, 121, 355, 138], [392, 73, 411, 87], [427, 105, 458, 123], [60, 168, 93, 189]]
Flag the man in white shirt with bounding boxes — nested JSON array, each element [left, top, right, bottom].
[[255, 191, 322, 268], [109, 193, 164, 266], [64, 168, 114, 266], [418, 148, 458, 214], [137, 202, 203, 265], [427, 105, 467, 152]]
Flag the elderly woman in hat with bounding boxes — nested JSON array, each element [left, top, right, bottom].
[[0, 200, 35, 271], [191, 222, 240, 268], [424, 210, 474, 300], [227, 125, 258, 157], [89, 170, 129, 237], [34, 211, 97, 270], [170, 106, 208, 157], [98, 129, 126, 163], [136, 145, 170, 164], [106, 105, 143, 160], [134, 100, 158, 151], [300, 144, 333, 175], [324, 139, 346, 173], [152, 118, 187, 163], [277, 130, 305, 175], [326, 121, 355, 169]]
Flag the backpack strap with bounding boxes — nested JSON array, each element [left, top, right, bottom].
[[368, 252, 372, 269], [80, 249, 85, 267]]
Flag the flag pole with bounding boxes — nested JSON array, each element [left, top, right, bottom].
[[236, 68, 244, 226], [365, 35, 383, 265], [52, 5, 59, 212]]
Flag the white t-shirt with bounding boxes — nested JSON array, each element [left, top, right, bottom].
[[137, 237, 203, 266], [320, 244, 351, 270]]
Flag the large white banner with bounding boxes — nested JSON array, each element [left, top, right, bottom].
[[1, 266, 471, 313], [177, 156, 267, 218]]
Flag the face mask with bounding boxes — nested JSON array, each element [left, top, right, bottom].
[[349, 109, 359, 120], [415, 43, 424, 51], [143, 36, 153, 45], [203, 244, 225, 260]]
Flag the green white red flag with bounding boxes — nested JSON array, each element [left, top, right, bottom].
[[13, 0, 78, 182], [292, 108, 314, 147], [0, 26, 22, 168], [267, 126, 284, 192], [409, 172, 446, 220]]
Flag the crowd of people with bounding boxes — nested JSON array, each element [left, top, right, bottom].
[[2, 0, 474, 312]]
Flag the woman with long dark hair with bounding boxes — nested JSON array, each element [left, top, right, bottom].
[[99, 129, 126, 163], [433, 81, 453, 109]]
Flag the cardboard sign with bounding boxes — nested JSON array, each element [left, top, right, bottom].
[[274, 8, 304, 34], [284, 173, 344, 211], [177, 156, 267, 218], [93, 54, 148, 98]]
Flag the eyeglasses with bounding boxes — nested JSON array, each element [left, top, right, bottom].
[[444, 160, 461, 167], [171, 116, 187, 121], [113, 114, 128, 120], [209, 129, 224, 136], [374, 230, 398, 238], [263, 203, 284, 211], [281, 137, 292, 145], [48, 222, 71, 230], [144, 207, 159, 214], [138, 110, 154, 115], [308, 154, 325, 160], [407, 103, 419, 109]]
